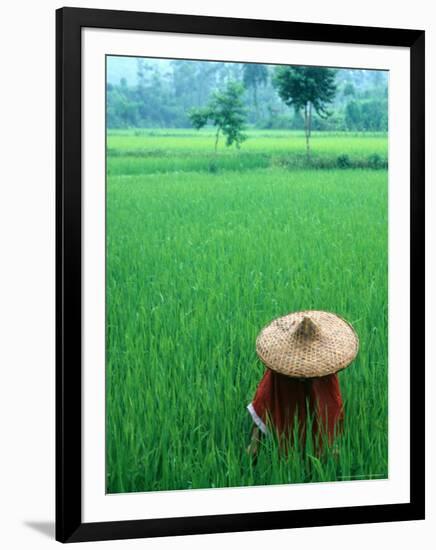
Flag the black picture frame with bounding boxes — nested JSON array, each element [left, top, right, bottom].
[[56, 6, 425, 543]]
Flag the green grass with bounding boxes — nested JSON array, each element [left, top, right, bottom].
[[106, 130, 388, 493], [107, 129, 388, 175]]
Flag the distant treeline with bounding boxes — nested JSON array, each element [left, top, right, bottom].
[[107, 58, 388, 132]]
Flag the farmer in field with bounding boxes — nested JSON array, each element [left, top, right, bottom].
[[247, 310, 359, 456]]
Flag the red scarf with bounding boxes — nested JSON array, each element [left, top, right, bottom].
[[248, 369, 344, 451]]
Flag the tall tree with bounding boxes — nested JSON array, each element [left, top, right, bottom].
[[273, 66, 337, 156], [189, 81, 247, 152], [343, 82, 356, 98], [242, 64, 268, 116]]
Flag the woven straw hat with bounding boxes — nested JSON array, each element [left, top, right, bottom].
[[256, 310, 359, 378]]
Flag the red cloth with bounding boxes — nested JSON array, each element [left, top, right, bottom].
[[249, 369, 344, 451]]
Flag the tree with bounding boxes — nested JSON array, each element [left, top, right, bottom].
[[242, 64, 268, 115], [188, 81, 247, 152], [273, 66, 337, 156], [344, 100, 361, 130], [345, 98, 388, 131], [343, 82, 355, 98]]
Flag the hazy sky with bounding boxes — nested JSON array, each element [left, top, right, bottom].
[[107, 55, 388, 87]]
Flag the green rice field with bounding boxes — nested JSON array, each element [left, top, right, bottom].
[[106, 130, 388, 493]]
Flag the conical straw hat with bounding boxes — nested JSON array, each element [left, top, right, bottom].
[[256, 310, 359, 378]]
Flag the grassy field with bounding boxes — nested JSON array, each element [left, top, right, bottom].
[[107, 129, 388, 175], [106, 130, 388, 493]]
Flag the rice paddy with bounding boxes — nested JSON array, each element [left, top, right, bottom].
[[106, 129, 388, 494]]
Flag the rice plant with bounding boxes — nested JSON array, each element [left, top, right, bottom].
[[106, 130, 388, 493]]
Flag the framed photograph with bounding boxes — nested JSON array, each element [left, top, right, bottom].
[[56, 7, 425, 543]]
